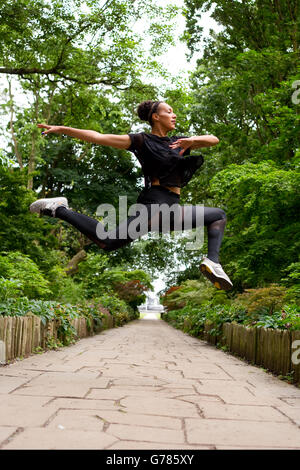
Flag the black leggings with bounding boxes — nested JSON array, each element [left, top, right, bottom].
[[56, 186, 226, 263]]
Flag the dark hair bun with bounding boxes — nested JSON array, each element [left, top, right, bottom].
[[137, 100, 154, 122]]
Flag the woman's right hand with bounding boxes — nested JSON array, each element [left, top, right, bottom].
[[37, 123, 63, 135]]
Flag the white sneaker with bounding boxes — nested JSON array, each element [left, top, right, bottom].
[[200, 257, 233, 291], [29, 197, 69, 217]]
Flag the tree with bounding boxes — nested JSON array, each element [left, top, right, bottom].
[[176, 0, 300, 289], [0, 0, 187, 278], [0, 0, 178, 188], [181, 0, 299, 185], [209, 160, 300, 288], [0, 251, 51, 299], [0, 0, 178, 85]]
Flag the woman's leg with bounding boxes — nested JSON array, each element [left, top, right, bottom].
[[180, 205, 226, 263], [203, 207, 226, 263], [30, 195, 231, 288], [30, 195, 163, 251], [56, 207, 109, 249], [55, 205, 155, 251], [57, 202, 226, 258], [180, 205, 232, 290], [54, 187, 178, 251]]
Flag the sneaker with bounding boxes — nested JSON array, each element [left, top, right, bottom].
[[29, 197, 69, 217], [200, 257, 233, 291]]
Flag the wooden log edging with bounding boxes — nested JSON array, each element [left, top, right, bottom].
[[203, 321, 300, 385], [0, 312, 114, 365]]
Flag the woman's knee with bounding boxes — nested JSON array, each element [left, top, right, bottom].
[[99, 238, 133, 252], [204, 207, 226, 225], [216, 208, 226, 221]]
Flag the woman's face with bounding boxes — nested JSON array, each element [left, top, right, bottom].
[[152, 102, 176, 131]]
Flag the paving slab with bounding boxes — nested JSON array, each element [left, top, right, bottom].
[[0, 316, 300, 450], [185, 418, 300, 448], [3, 427, 117, 450]]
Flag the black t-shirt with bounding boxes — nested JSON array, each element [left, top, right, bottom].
[[127, 132, 204, 188]]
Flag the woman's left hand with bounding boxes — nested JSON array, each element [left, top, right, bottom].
[[169, 137, 194, 156]]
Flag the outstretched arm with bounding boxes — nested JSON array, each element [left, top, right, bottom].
[[169, 135, 219, 155], [37, 124, 131, 149]]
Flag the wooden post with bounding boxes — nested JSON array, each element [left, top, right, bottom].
[[204, 320, 216, 345], [4, 317, 13, 362], [222, 323, 233, 350], [0, 317, 5, 341], [32, 316, 41, 351], [25, 315, 34, 355], [244, 326, 257, 364], [21, 317, 28, 357], [15, 317, 21, 358], [0, 317, 5, 363], [0, 340, 5, 364]]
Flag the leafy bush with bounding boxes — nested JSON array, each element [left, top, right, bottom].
[[0, 297, 111, 345], [161, 279, 229, 312], [47, 265, 86, 304], [281, 262, 300, 305], [249, 305, 300, 331], [0, 252, 50, 299], [94, 293, 138, 326], [74, 253, 153, 308], [73, 253, 111, 298], [161, 281, 300, 334], [232, 284, 287, 318], [112, 270, 153, 309], [209, 161, 300, 289], [0, 278, 23, 300], [163, 302, 247, 338]]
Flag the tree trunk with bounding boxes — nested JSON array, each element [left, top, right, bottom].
[[27, 88, 40, 190], [65, 249, 87, 276], [8, 79, 23, 169]]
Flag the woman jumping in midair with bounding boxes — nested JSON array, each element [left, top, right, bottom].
[[30, 100, 232, 290]]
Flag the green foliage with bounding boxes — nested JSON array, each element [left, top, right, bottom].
[[179, 0, 300, 296], [233, 284, 288, 318], [0, 294, 138, 344], [282, 262, 300, 284], [74, 252, 152, 308], [0, 278, 23, 300], [161, 279, 300, 334], [281, 262, 300, 305], [0, 149, 13, 167], [49, 269, 86, 304], [0, 0, 177, 86], [254, 304, 300, 331], [161, 279, 229, 312], [0, 167, 58, 258], [93, 293, 138, 326], [0, 0, 298, 320], [0, 251, 50, 299], [209, 161, 300, 288]]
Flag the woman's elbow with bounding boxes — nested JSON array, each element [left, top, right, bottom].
[[210, 135, 219, 145]]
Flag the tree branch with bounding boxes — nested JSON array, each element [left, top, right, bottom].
[[0, 66, 128, 87], [8, 79, 23, 169], [65, 249, 87, 275]]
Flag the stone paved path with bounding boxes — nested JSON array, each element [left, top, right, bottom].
[[1, 314, 300, 450]]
